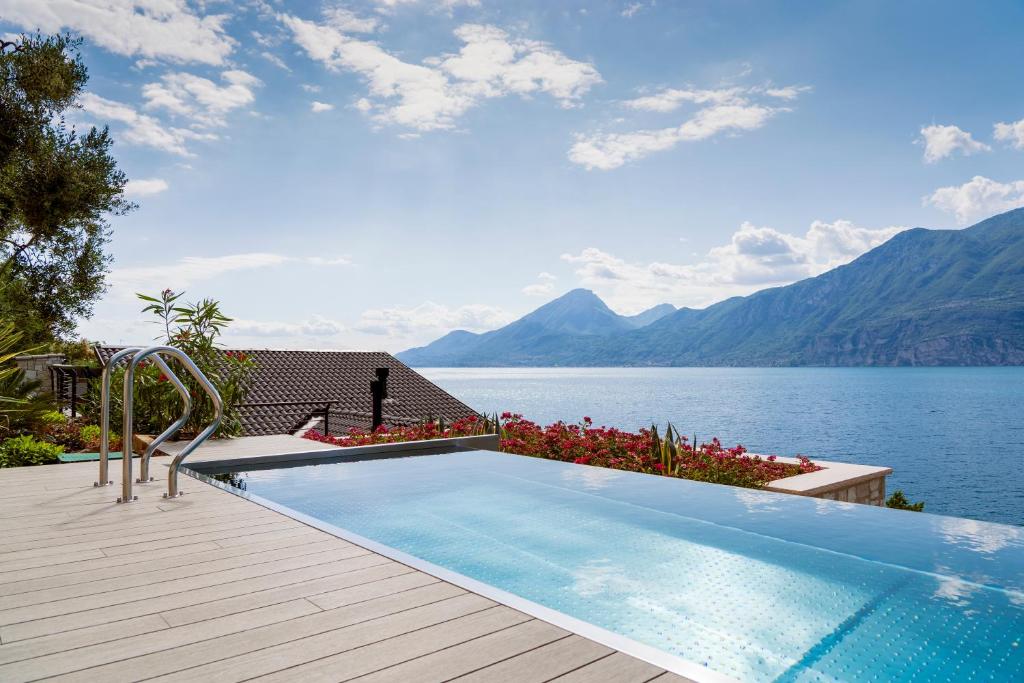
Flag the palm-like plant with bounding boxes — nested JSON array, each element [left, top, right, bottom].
[[0, 319, 53, 435]]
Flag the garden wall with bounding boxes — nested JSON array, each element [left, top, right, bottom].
[[14, 353, 65, 395], [764, 457, 891, 506]]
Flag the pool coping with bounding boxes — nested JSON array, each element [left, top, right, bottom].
[[182, 442, 737, 683]]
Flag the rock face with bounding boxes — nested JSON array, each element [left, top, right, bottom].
[[399, 208, 1024, 367]]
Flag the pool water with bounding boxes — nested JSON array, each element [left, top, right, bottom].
[[206, 450, 1024, 682]]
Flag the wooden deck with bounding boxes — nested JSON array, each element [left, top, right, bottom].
[[0, 449, 693, 683]]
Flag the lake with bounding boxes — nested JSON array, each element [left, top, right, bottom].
[[419, 367, 1024, 526]]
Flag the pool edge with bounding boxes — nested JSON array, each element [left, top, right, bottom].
[[183, 465, 738, 683]]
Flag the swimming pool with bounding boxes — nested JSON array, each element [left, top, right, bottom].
[[192, 448, 1024, 682]]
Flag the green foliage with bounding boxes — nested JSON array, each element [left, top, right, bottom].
[[0, 318, 53, 435], [40, 410, 67, 425], [85, 290, 255, 439], [0, 33, 133, 343], [76, 423, 115, 450], [886, 490, 925, 512], [0, 434, 63, 467]]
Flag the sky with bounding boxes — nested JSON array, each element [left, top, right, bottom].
[[2, 0, 1023, 351]]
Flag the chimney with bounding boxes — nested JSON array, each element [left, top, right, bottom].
[[370, 367, 389, 430]]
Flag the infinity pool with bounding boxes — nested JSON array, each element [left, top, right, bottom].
[[196, 449, 1024, 682]]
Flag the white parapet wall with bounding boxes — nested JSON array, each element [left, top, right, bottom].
[[764, 456, 892, 506]]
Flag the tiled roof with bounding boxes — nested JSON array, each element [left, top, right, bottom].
[[94, 347, 478, 437]]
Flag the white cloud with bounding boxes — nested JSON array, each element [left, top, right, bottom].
[[371, 0, 481, 13], [570, 103, 779, 170], [763, 85, 812, 100], [311, 101, 335, 113], [622, 86, 746, 113], [925, 175, 1024, 225], [280, 14, 601, 132], [142, 70, 262, 128], [229, 316, 346, 338], [560, 219, 904, 311], [79, 92, 216, 156], [356, 301, 512, 338], [123, 178, 169, 197], [324, 7, 381, 33], [522, 271, 557, 296], [621, 3, 646, 18], [109, 253, 351, 292], [918, 124, 990, 163], [994, 118, 1024, 149], [571, 84, 806, 170], [261, 51, 291, 71], [0, 0, 234, 65], [301, 84, 322, 93]]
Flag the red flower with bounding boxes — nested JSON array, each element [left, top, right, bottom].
[[158, 373, 169, 383]]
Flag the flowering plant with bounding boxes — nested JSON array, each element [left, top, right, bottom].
[[304, 413, 819, 490], [84, 290, 255, 438]]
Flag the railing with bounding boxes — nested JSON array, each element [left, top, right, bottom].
[[96, 345, 223, 502], [49, 364, 99, 418]]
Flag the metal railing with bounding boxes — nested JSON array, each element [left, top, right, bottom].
[[96, 345, 223, 502]]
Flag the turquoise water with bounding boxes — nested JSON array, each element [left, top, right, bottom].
[[419, 367, 1024, 526], [215, 450, 1024, 682]]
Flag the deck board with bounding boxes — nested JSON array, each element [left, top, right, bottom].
[[0, 437, 694, 682]]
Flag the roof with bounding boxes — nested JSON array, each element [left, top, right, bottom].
[[94, 347, 478, 436]]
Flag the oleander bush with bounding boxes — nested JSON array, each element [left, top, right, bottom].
[[0, 435, 63, 467], [83, 290, 256, 439], [304, 413, 820, 490]]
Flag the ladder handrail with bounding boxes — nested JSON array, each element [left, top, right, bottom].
[[116, 345, 224, 503], [98, 348, 183, 488], [137, 358, 192, 485], [97, 347, 140, 487]]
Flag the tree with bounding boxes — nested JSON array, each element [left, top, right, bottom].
[[0, 33, 133, 343]]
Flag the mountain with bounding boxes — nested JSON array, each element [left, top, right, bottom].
[[398, 208, 1024, 366], [398, 289, 675, 366], [625, 303, 678, 328]]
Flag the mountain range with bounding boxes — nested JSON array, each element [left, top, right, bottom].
[[397, 208, 1024, 366]]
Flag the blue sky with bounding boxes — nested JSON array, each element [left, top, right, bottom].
[[2, 0, 1023, 351]]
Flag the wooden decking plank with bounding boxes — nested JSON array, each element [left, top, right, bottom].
[[48, 586, 490, 683], [349, 618, 569, 683], [248, 606, 533, 683], [0, 541, 227, 585], [550, 651, 671, 682], [0, 517, 300, 564], [0, 599, 319, 682], [452, 634, 614, 682], [160, 564, 431, 627], [98, 519, 301, 558], [0, 614, 169, 667], [0, 507, 280, 547], [0, 546, 369, 625], [0, 540, 352, 610], [0, 536, 341, 600], [0, 553, 394, 642]]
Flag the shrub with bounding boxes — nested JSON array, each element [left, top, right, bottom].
[[304, 414, 820, 491], [886, 490, 925, 512], [40, 410, 68, 425], [0, 435, 64, 467], [0, 319, 54, 436], [83, 290, 256, 439]]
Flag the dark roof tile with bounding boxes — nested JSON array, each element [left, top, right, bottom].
[[94, 347, 477, 436]]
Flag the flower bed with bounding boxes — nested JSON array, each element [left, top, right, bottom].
[[303, 413, 820, 490]]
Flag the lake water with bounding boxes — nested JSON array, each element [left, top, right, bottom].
[[419, 367, 1024, 526]]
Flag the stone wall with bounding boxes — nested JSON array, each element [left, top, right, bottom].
[[765, 457, 892, 507], [814, 474, 887, 506], [13, 353, 65, 395]]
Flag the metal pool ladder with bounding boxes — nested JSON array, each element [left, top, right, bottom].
[[95, 345, 224, 503]]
